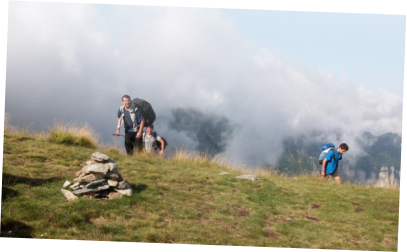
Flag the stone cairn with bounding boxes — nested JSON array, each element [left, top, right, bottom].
[[61, 152, 133, 201]]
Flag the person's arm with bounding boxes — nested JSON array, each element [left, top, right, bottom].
[[321, 150, 333, 177], [135, 109, 145, 138], [136, 120, 145, 138], [116, 109, 122, 136], [321, 159, 327, 177], [158, 138, 165, 156], [116, 118, 121, 135]]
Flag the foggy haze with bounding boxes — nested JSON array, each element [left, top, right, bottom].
[[5, 2, 404, 167]]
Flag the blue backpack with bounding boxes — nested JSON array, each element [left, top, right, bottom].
[[318, 143, 335, 164]]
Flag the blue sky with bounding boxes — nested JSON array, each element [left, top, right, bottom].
[[100, 3, 407, 95], [220, 9, 405, 94]]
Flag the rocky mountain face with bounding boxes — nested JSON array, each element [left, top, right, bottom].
[[169, 108, 401, 187], [169, 108, 234, 156]]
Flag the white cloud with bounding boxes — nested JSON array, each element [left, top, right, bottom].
[[5, 2, 403, 167]]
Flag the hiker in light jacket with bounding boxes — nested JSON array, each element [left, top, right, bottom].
[[115, 95, 145, 155], [143, 125, 165, 156], [321, 143, 349, 184]]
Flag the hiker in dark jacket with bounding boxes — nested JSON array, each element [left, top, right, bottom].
[[143, 125, 165, 156], [321, 143, 349, 184], [115, 95, 145, 155]]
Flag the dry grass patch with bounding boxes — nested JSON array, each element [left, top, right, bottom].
[[263, 227, 279, 239], [311, 203, 321, 209], [231, 205, 252, 217], [47, 121, 100, 148], [305, 215, 320, 222], [252, 167, 280, 178], [275, 215, 298, 222], [354, 207, 364, 213], [169, 147, 215, 167], [380, 235, 398, 248], [3, 113, 10, 132], [4, 113, 47, 140]]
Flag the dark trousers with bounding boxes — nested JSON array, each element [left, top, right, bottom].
[[124, 131, 143, 155]]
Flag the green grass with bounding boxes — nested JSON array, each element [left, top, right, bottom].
[[47, 122, 100, 148], [1, 127, 400, 251]]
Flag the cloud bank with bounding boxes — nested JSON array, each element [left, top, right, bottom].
[[5, 2, 403, 167]]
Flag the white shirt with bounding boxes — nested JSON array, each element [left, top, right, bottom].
[[143, 132, 162, 153]]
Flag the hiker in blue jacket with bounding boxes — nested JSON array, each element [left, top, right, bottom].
[[115, 95, 145, 155], [321, 143, 349, 184]]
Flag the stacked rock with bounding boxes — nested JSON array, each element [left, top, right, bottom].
[[61, 152, 133, 201]]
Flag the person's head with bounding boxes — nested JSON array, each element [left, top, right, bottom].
[[146, 125, 154, 134], [122, 95, 131, 109], [338, 143, 349, 154]]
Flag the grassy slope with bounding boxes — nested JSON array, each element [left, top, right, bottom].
[[1, 131, 400, 251]]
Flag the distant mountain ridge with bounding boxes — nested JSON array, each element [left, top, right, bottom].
[[169, 108, 234, 156], [169, 108, 401, 187]]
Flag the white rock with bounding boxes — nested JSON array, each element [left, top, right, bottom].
[[108, 192, 123, 200], [75, 170, 85, 177], [62, 181, 71, 188], [108, 180, 118, 187], [81, 163, 110, 175], [73, 173, 104, 183], [85, 160, 98, 165], [86, 179, 107, 189], [73, 184, 110, 196], [117, 180, 130, 189], [72, 188, 96, 195], [91, 152, 110, 162], [61, 189, 78, 202], [107, 162, 118, 171], [70, 182, 81, 190], [105, 171, 120, 181], [236, 174, 258, 181], [115, 187, 133, 196]]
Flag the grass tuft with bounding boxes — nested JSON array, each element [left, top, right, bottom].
[[47, 122, 100, 148], [4, 113, 13, 133]]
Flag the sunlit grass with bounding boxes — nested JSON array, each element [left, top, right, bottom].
[[1, 115, 400, 251], [47, 121, 100, 148]]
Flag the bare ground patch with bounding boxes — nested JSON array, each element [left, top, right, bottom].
[[263, 227, 279, 239], [305, 215, 320, 222], [232, 205, 252, 217], [88, 216, 107, 225], [269, 214, 300, 224], [311, 203, 321, 209], [380, 235, 398, 248], [354, 207, 363, 213]]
